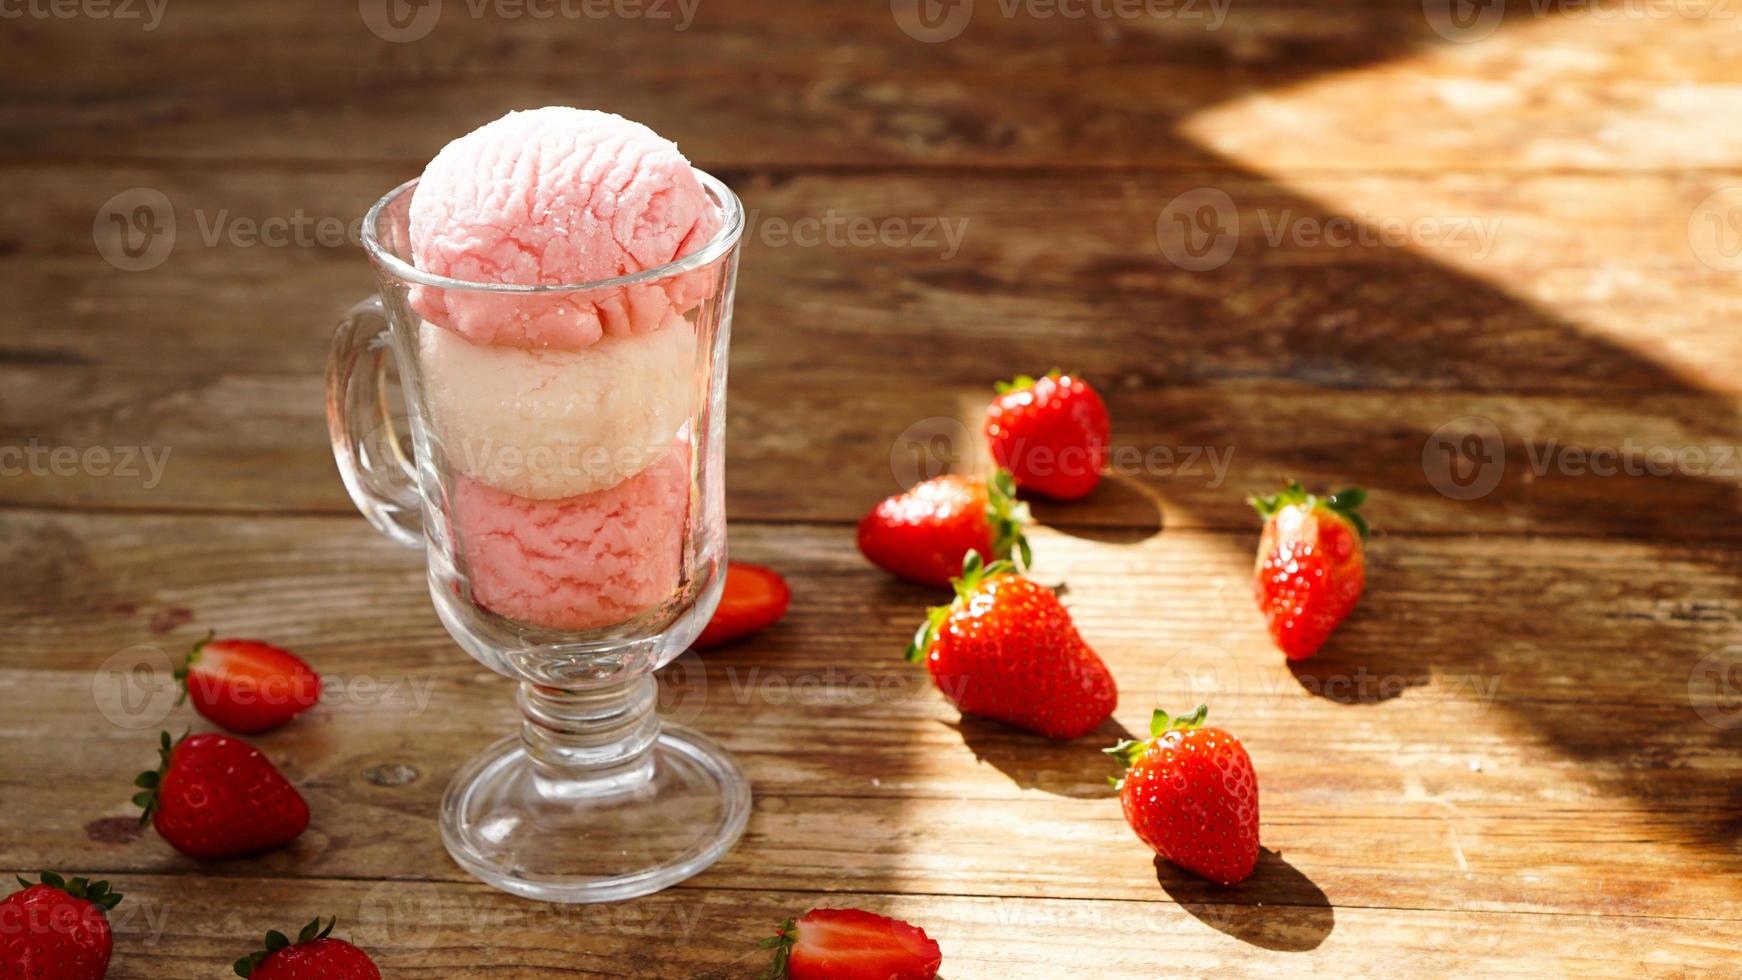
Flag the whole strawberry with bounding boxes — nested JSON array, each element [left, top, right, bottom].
[[177, 632, 322, 734], [759, 907, 940, 980], [1106, 705, 1260, 885], [234, 917, 380, 979], [906, 553, 1116, 740], [0, 872, 122, 980], [984, 370, 1110, 499], [1249, 482, 1368, 660], [858, 469, 1031, 587], [134, 731, 310, 860]]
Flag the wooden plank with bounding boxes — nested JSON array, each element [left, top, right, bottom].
[[2, 1, 1736, 171], [4, 514, 1741, 923], [3, 167, 1739, 532], [0, 873, 1732, 979]]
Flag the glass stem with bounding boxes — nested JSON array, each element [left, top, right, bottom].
[[519, 677, 660, 796]]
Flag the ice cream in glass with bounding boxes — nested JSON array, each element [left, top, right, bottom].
[[327, 106, 749, 903]]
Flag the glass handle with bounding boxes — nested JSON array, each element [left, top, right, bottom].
[[325, 295, 424, 548]]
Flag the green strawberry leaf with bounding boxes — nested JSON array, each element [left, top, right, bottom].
[[172, 630, 215, 707], [1104, 705, 1211, 789], [985, 469, 1033, 572], [905, 552, 1016, 664], [756, 918, 797, 980]]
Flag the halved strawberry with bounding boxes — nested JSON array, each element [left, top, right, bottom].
[[694, 562, 791, 650], [759, 907, 941, 980], [177, 632, 322, 734], [857, 470, 1031, 587]]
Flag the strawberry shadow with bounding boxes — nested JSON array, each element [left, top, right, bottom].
[[947, 715, 1131, 799], [1026, 473, 1165, 545], [1154, 849, 1332, 952]]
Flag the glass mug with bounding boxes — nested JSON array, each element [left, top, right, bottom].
[[325, 174, 750, 903]]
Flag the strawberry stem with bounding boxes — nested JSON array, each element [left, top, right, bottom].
[[903, 552, 1016, 664], [234, 917, 337, 977], [132, 730, 184, 825], [1103, 705, 1210, 789], [986, 468, 1033, 571], [172, 630, 216, 707], [1248, 480, 1370, 541], [755, 918, 797, 980], [14, 872, 122, 911]]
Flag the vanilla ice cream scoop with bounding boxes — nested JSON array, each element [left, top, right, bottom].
[[420, 312, 696, 499], [409, 107, 722, 349]]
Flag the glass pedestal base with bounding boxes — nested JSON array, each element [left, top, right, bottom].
[[439, 725, 751, 904]]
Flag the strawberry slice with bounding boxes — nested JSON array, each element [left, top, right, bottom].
[[694, 562, 791, 650], [177, 633, 322, 734], [759, 908, 941, 980]]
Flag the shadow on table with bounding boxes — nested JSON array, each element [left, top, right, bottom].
[[948, 716, 1129, 799], [1155, 849, 1333, 951]]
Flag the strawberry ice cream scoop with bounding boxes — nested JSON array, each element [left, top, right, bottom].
[[409, 107, 722, 349], [453, 444, 691, 631]]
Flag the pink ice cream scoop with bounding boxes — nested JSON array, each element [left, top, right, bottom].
[[409, 107, 722, 349], [453, 444, 691, 631]]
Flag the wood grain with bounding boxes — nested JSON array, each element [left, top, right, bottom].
[[4, 0, 1740, 974], [3, 515, 1740, 932], [3, 166, 1739, 536]]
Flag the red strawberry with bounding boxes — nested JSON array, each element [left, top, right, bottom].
[[1249, 482, 1368, 660], [0, 872, 122, 980], [694, 562, 791, 650], [1106, 705, 1260, 885], [857, 469, 1031, 587], [134, 731, 309, 860], [984, 370, 1111, 499], [906, 553, 1116, 740], [177, 632, 322, 734], [234, 917, 379, 979], [758, 908, 941, 980]]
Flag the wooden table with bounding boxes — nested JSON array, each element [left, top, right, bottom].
[[3, 2, 1739, 975]]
